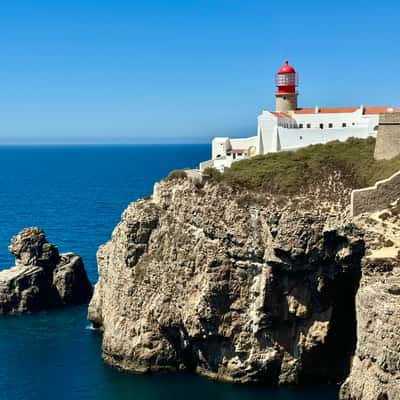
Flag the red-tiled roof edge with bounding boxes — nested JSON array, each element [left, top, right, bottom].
[[294, 106, 400, 115], [271, 112, 292, 119], [294, 107, 357, 114], [364, 106, 400, 114]]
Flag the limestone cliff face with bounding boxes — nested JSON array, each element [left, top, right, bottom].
[[0, 227, 92, 314], [88, 177, 365, 384], [340, 202, 400, 400]]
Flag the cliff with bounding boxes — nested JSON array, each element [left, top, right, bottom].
[[0, 227, 92, 314], [88, 175, 366, 384], [340, 201, 400, 400]]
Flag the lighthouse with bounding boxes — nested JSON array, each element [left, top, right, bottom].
[[203, 59, 400, 172], [275, 60, 298, 113]]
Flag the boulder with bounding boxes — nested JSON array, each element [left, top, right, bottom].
[[0, 227, 92, 314]]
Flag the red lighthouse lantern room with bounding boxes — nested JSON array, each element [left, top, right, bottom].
[[276, 60, 298, 94]]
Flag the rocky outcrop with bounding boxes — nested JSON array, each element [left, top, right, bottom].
[[340, 202, 400, 400], [0, 227, 92, 314], [88, 176, 365, 384]]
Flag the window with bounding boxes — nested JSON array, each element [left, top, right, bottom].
[[373, 125, 379, 131], [320, 123, 324, 129], [299, 136, 303, 140], [328, 123, 333, 128], [307, 123, 311, 128], [352, 122, 355, 126], [342, 123, 347, 128], [299, 123, 303, 128]]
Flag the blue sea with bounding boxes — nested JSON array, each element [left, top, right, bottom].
[[0, 145, 338, 400]]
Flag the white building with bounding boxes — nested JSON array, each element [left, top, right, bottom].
[[200, 60, 399, 172]]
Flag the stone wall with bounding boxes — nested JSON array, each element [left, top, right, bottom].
[[351, 170, 400, 216], [374, 112, 400, 160]]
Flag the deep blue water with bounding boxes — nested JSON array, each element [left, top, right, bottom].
[[0, 145, 338, 400]]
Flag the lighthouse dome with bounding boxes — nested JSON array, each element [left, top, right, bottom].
[[278, 60, 296, 74]]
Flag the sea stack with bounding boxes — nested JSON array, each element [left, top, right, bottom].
[[0, 227, 92, 314]]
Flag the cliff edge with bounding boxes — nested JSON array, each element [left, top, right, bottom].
[[340, 201, 400, 400]]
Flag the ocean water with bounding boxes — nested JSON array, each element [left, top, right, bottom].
[[0, 145, 338, 400]]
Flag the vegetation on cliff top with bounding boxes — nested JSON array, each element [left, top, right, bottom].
[[166, 169, 188, 181], [204, 137, 400, 195]]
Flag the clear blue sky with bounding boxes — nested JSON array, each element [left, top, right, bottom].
[[0, 0, 399, 144]]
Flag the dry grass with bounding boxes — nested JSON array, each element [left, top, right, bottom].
[[207, 137, 400, 195]]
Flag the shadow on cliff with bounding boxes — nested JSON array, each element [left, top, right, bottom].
[[266, 230, 365, 385]]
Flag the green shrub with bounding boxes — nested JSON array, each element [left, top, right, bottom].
[[219, 137, 400, 195], [203, 167, 223, 182], [166, 169, 187, 181]]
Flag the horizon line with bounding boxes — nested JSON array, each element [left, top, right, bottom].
[[0, 142, 211, 146]]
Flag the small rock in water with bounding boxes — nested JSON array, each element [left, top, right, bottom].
[[0, 227, 92, 314]]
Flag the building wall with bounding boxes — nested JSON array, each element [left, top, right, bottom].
[[374, 113, 400, 160], [258, 113, 280, 153], [212, 137, 230, 160], [207, 136, 257, 172], [278, 126, 372, 151], [208, 109, 383, 171], [351, 170, 400, 216], [229, 136, 257, 150], [199, 159, 214, 171], [258, 109, 378, 154], [212, 136, 257, 160], [293, 109, 374, 129]]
